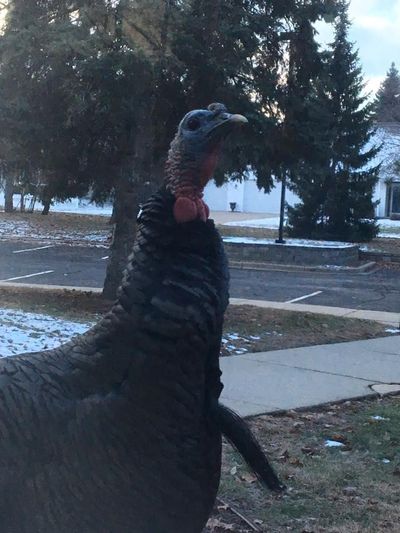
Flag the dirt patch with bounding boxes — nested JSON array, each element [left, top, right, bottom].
[[0, 286, 394, 356], [205, 395, 400, 532]]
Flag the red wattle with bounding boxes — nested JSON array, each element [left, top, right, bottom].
[[173, 196, 211, 223], [173, 197, 198, 223], [195, 198, 207, 222]]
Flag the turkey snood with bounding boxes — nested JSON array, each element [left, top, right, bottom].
[[0, 103, 282, 533]]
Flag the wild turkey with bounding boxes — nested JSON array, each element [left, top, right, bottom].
[[0, 103, 282, 533]]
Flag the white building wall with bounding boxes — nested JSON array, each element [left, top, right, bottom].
[[202, 181, 228, 211], [204, 176, 301, 214], [242, 179, 300, 213], [204, 176, 388, 217], [226, 181, 245, 212], [374, 180, 387, 218]]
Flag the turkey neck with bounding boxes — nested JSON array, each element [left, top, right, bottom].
[[164, 135, 219, 200]]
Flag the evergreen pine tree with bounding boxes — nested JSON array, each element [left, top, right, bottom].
[[374, 62, 400, 122], [288, 1, 380, 242]]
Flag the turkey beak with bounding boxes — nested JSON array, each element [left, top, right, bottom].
[[227, 114, 248, 125], [207, 112, 248, 141]]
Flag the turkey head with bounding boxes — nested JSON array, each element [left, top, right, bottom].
[[165, 103, 248, 223]]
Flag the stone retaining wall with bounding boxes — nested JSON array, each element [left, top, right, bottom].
[[360, 250, 400, 263], [224, 241, 359, 266]]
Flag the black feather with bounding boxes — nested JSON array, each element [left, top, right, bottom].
[[216, 402, 285, 492]]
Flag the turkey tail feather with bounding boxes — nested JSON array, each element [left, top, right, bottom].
[[216, 402, 285, 492]]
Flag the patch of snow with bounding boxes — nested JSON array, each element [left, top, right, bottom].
[[371, 415, 390, 421], [0, 193, 112, 217], [224, 216, 400, 239], [249, 335, 261, 340], [378, 232, 400, 239], [0, 219, 109, 245], [0, 308, 94, 357], [223, 236, 354, 249], [382, 459, 391, 464], [225, 217, 282, 229], [379, 219, 400, 229], [385, 328, 400, 334], [324, 440, 345, 448], [46, 201, 112, 216]]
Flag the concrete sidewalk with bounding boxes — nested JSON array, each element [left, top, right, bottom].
[[220, 335, 400, 416], [209, 210, 277, 224]]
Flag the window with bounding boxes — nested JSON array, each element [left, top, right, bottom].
[[387, 182, 400, 216], [392, 183, 400, 215]]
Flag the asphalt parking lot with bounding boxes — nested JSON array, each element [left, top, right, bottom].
[[0, 240, 399, 312]]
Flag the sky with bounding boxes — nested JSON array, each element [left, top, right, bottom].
[[0, 1, 398, 98], [316, 0, 400, 96]]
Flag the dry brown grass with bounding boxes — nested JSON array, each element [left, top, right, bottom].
[[206, 396, 400, 532], [0, 286, 392, 354]]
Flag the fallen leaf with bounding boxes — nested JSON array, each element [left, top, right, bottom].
[[330, 434, 347, 443], [278, 449, 290, 462], [217, 504, 229, 512], [240, 472, 257, 484], [301, 446, 317, 456], [207, 518, 235, 531], [289, 457, 304, 467]]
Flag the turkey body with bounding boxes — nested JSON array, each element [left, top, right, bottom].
[[0, 188, 229, 533]]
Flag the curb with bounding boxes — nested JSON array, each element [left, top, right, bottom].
[[229, 260, 377, 274], [0, 281, 103, 293]]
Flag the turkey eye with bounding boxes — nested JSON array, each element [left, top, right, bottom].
[[187, 117, 200, 131]]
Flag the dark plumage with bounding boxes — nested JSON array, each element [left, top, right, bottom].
[[0, 104, 282, 533]]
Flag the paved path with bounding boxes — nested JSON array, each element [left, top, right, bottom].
[[220, 335, 400, 416]]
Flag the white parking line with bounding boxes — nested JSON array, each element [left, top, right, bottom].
[[286, 290, 323, 304], [0, 270, 55, 282], [13, 245, 55, 254]]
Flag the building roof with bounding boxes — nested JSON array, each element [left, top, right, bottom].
[[373, 122, 400, 182]]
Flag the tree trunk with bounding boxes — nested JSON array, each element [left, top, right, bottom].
[[276, 173, 287, 244], [4, 175, 14, 213], [41, 197, 52, 215], [102, 177, 139, 300]]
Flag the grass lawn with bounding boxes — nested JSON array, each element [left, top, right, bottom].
[[206, 395, 400, 532]]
